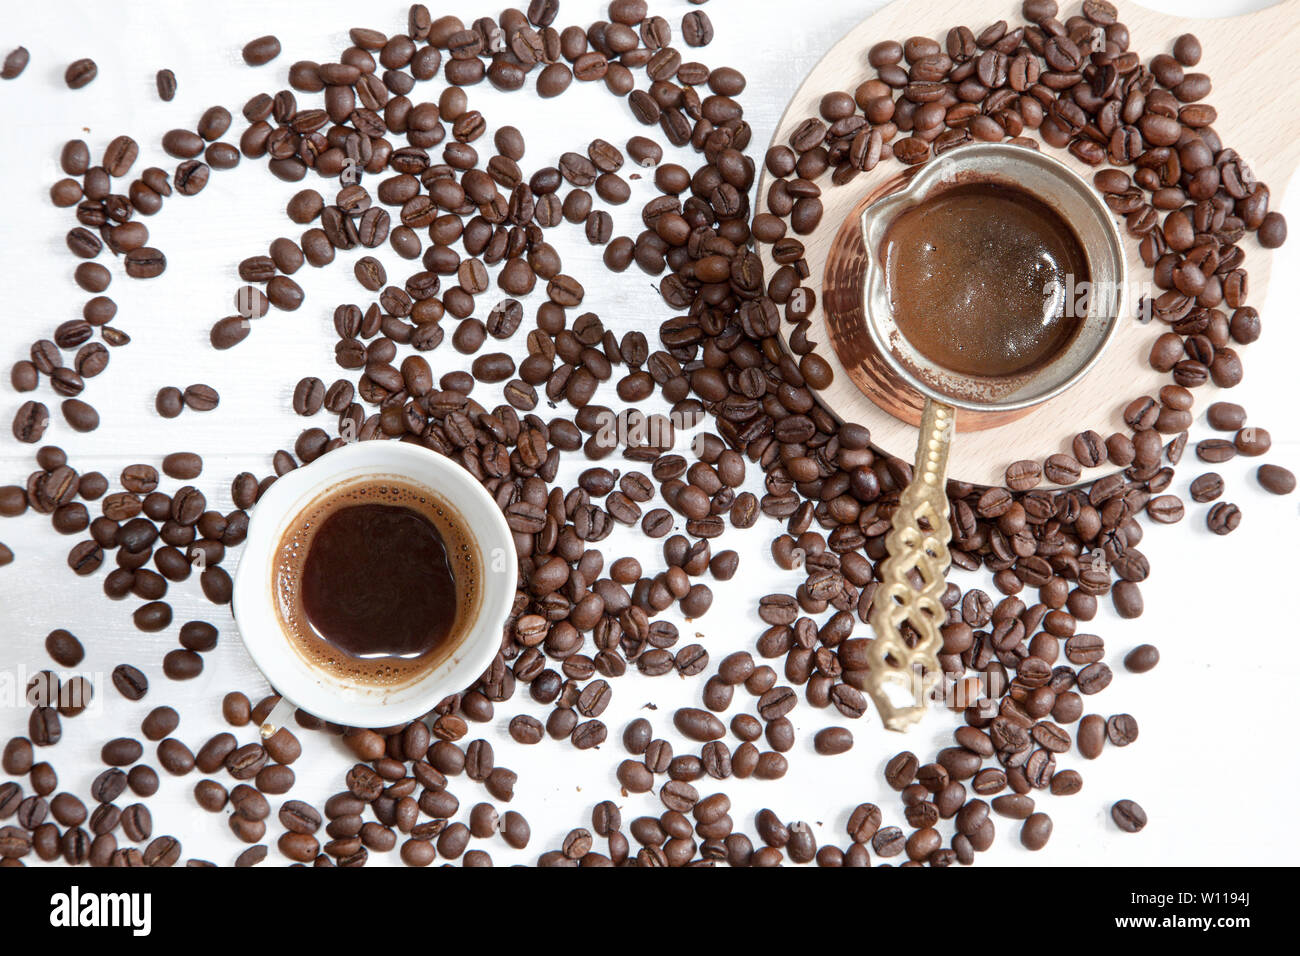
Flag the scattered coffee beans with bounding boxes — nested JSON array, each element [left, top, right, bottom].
[[0, 0, 1286, 872]]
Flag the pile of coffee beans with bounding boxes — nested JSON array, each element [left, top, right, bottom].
[[0, 0, 1294, 867]]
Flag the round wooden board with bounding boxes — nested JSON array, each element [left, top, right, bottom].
[[757, 0, 1300, 487]]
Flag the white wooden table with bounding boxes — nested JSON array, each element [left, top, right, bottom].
[[1, 0, 1296, 866]]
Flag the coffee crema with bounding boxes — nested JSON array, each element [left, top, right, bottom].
[[880, 180, 1090, 378], [273, 478, 482, 686]]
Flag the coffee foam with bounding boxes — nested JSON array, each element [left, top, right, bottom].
[[272, 476, 482, 688]]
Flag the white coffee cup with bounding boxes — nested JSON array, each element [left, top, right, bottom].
[[232, 441, 516, 726]]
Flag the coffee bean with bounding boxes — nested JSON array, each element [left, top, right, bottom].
[[162, 649, 203, 680], [1234, 427, 1270, 457], [485, 767, 516, 802], [43, 629, 83, 667], [140, 835, 179, 867], [1189, 472, 1223, 502], [885, 751, 919, 790], [13, 401, 49, 444], [155, 69, 177, 101], [1043, 454, 1081, 485], [1196, 439, 1236, 464], [288, 376, 328, 416], [75, 343, 109, 378], [59, 140, 90, 177], [162, 453, 202, 480], [672, 708, 724, 742], [62, 400, 98, 433], [65, 58, 98, 89], [682, 10, 714, 47], [1145, 494, 1183, 524], [1004, 460, 1042, 491], [1105, 713, 1139, 747], [1111, 799, 1147, 833], [1206, 402, 1246, 431], [131, 601, 172, 633], [66, 540, 101, 575], [1257, 464, 1296, 496], [243, 36, 282, 66], [2, 46, 29, 79], [507, 714, 544, 745], [1020, 812, 1053, 850], [814, 727, 854, 755], [1077, 714, 1105, 759], [11, 361, 38, 392], [871, 825, 905, 858], [137, 707, 178, 743], [1206, 501, 1241, 535], [183, 384, 219, 411], [212, 304, 260, 343], [111, 665, 148, 701], [124, 247, 167, 278], [1258, 212, 1287, 249], [102, 737, 144, 767], [103, 136, 140, 178]]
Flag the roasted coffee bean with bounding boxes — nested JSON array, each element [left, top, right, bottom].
[[43, 628, 83, 667], [104, 136, 140, 177], [293, 377, 327, 416], [75, 343, 109, 378], [1020, 812, 1053, 850], [61, 139, 91, 176], [1146, 494, 1184, 524], [140, 706, 179, 742], [1235, 427, 1270, 457], [1111, 799, 1147, 833], [1189, 472, 1224, 502], [1196, 439, 1236, 464], [11, 361, 38, 392], [161, 453, 202, 480], [1077, 714, 1106, 759], [65, 58, 98, 89], [1106, 714, 1139, 747], [243, 36, 282, 66], [29, 708, 61, 746], [672, 708, 725, 742], [183, 384, 220, 411], [2, 46, 29, 79], [13, 401, 49, 444], [682, 10, 714, 47], [885, 752, 919, 790], [162, 649, 203, 680], [1043, 454, 1081, 485], [102, 737, 144, 767], [813, 727, 854, 756], [121, 247, 166, 278], [1206, 501, 1241, 535], [156, 69, 177, 101], [1207, 402, 1246, 431], [1257, 464, 1296, 496], [111, 665, 148, 700], [1005, 460, 1042, 491], [61, 399, 98, 433], [156, 739, 195, 776]]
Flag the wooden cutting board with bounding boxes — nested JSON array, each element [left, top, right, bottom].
[[756, 0, 1300, 487]]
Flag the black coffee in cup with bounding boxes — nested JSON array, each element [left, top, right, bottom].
[[272, 478, 483, 685]]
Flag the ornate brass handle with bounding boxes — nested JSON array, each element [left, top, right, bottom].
[[866, 398, 955, 732]]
